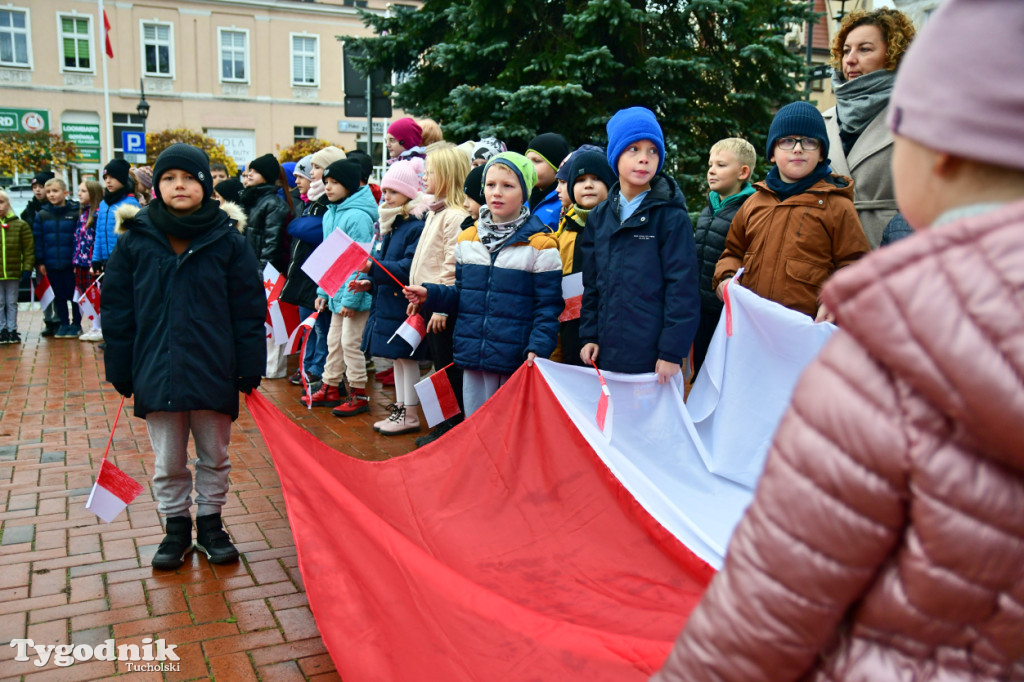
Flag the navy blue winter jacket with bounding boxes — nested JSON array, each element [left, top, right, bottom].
[[530, 187, 562, 232], [102, 202, 266, 420], [33, 200, 80, 270], [579, 173, 700, 374], [363, 212, 426, 359], [424, 214, 563, 375]]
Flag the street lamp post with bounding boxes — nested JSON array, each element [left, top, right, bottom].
[[136, 79, 150, 163]]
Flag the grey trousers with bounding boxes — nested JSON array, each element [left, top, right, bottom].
[[146, 410, 232, 518], [0, 280, 17, 331], [462, 369, 510, 418]]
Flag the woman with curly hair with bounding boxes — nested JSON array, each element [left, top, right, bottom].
[[823, 8, 915, 247]]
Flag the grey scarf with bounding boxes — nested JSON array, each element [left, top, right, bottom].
[[476, 206, 529, 253], [832, 69, 897, 138]]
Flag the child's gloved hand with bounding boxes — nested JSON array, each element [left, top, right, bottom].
[[112, 381, 133, 398], [237, 376, 261, 394]]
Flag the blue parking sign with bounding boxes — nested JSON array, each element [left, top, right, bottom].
[[123, 131, 145, 154]]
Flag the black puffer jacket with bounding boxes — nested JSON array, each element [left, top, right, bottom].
[[102, 201, 266, 420], [579, 173, 699, 374], [693, 186, 755, 314], [239, 183, 291, 273]]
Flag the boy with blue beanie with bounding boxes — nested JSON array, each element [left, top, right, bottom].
[[579, 107, 700, 382], [713, 101, 870, 320]]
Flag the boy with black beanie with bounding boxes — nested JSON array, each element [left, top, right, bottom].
[[92, 158, 140, 275], [103, 142, 266, 570], [713, 101, 870, 320], [525, 132, 570, 230]]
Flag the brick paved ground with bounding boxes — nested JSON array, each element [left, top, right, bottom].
[[0, 309, 422, 681]]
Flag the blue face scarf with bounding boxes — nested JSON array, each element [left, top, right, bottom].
[[765, 163, 832, 202]]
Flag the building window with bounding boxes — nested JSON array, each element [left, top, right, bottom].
[[60, 15, 92, 72], [343, 0, 369, 7], [294, 126, 316, 143], [291, 34, 318, 86], [219, 28, 248, 83], [0, 8, 30, 68], [142, 21, 173, 77]]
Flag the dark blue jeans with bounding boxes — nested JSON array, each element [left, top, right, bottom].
[[47, 268, 81, 326], [299, 306, 330, 376]]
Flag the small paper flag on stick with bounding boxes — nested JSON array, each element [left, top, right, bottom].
[[388, 314, 427, 355], [86, 459, 145, 523], [414, 364, 461, 428], [588, 360, 613, 440]]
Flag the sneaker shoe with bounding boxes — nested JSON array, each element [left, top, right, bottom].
[[40, 324, 58, 338], [8, 331, 20, 344], [301, 383, 344, 408], [0, 329, 9, 344], [152, 516, 194, 570], [415, 419, 456, 447], [331, 387, 370, 417], [54, 324, 77, 339], [288, 370, 303, 386], [378, 404, 421, 436], [194, 513, 239, 564], [373, 403, 400, 431], [69, 324, 83, 336], [79, 328, 103, 342]]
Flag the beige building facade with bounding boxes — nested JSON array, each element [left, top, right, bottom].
[[0, 0, 414, 183]]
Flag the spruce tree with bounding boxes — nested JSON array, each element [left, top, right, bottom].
[[347, 0, 814, 193]]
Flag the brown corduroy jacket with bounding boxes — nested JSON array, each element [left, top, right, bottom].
[[713, 175, 869, 318]]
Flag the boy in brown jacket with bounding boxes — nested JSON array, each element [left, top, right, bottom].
[[714, 102, 870, 320]]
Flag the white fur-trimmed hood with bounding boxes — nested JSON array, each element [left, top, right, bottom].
[[115, 201, 247, 235]]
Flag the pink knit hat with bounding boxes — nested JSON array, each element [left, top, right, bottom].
[[380, 160, 420, 201], [889, 0, 1024, 171], [387, 117, 423, 150]]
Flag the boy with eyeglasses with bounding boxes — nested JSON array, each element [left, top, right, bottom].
[[714, 102, 870, 320]]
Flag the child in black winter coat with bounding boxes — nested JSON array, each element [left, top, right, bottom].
[[103, 143, 266, 571]]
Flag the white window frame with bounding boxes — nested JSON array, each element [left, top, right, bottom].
[[140, 19, 174, 78], [290, 33, 319, 87], [57, 12, 95, 74], [217, 26, 249, 84], [0, 6, 32, 69]]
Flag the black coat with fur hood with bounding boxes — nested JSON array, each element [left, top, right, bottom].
[[102, 201, 266, 420]]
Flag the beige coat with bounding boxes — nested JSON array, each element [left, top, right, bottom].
[[654, 199, 1024, 681], [408, 205, 469, 287], [823, 105, 898, 249]]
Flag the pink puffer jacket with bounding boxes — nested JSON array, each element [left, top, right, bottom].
[[654, 199, 1024, 681]]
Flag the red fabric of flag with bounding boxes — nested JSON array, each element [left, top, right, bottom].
[[245, 367, 711, 681], [103, 10, 114, 58]]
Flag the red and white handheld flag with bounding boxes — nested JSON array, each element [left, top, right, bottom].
[[388, 314, 426, 355], [263, 262, 285, 302], [286, 310, 318, 356], [589, 361, 613, 440], [34, 275, 54, 310], [414, 366, 461, 428], [558, 272, 583, 323], [78, 280, 101, 327], [269, 300, 301, 347], [85, 396, 144, 523], [86, 459, 144, 523], [301, 229, 371, 297]]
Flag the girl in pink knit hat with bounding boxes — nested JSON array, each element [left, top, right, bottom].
[[386, 117, 426, 168]]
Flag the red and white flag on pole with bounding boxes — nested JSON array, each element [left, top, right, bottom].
[[414, 366, 461, 428], [301, 229, 371, 297], [286, 310, 318, 356], [388, 314, 426, 355], [78, 280, 101, 327], [269, 300, 301, 347], [103, 10, 114, 58], [589, 361, 613, 440], [86, 459, 144, 523], [558, 272, 583, 323], [263, 262, 285, 302], [34, 275, 54, 310]]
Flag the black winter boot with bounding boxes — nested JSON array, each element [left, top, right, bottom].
[[195, 513, 240, 564], [152, 516, 194, 570]]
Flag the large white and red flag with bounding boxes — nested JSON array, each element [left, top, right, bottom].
[[558, 272, 583, 322], [301, 229, 371, 297], [388, 313, 426, 355], [33, 275, 54, 309], [413, 366, 461, 427], [243, 280, 837, 681]]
